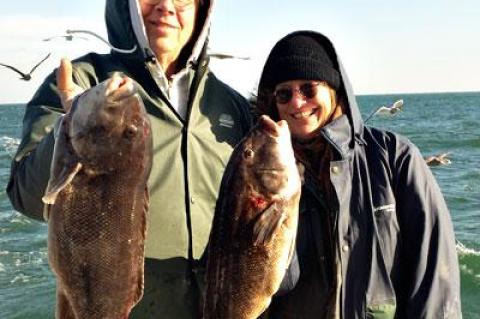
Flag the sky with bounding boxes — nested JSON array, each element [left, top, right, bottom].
[[0, 0, 479, 103]]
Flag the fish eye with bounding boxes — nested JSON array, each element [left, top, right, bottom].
[[244, 148, 254, 158], [124, 125, 138, 139]]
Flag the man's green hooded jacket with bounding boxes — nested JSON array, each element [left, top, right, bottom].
[[6, 0, 251, 317]]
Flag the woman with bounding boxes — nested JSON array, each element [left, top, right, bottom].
[[255, 31, 461, 318]]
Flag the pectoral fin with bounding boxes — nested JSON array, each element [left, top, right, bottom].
[[42, 116, 82, 216], [42, 161, 82, 221], [253, 202, 286, 246], [42, 162, 82, 205]]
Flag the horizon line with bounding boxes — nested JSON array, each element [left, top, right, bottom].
[[1, 89, 479, 105]]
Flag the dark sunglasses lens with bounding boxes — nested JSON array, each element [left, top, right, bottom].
[[300, 83, 317, 99], [275, 89, 293, 104]]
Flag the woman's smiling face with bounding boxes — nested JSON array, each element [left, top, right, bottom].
[[274, 80, 337, 139]]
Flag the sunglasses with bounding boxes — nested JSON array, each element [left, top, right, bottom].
[[141, 0, 196, 9], [274, 82, 323, 105]]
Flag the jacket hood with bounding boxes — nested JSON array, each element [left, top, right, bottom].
[[105, 0, 214, 66], [257, 31, 365, 144]]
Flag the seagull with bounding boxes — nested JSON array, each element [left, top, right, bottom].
[[43, 34, 88, 42], [0, 53, 51, 81], [424, 152, 452, 167], [364, 99, 404, 123], [208, 52, 250, 60], [65, 29, 137, 54]]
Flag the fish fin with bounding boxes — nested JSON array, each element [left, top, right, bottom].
[[253, 202, 285, 246], [42, 162, 82, 205], [296, 161, 305, 185], [42, 116, 81, 206], [43, 203, 52, 221], [287, 234, 296, 266]]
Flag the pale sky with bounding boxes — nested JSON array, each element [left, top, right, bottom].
[[0, 0, 479, 103]]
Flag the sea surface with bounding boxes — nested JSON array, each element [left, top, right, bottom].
[[0, 92, 479, 318]]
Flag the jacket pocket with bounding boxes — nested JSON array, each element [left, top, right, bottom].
[[373, 204, 400, 273], [366, 301, 396, 319], [366, 204, 399, 317]]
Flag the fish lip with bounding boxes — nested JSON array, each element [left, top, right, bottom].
[[258, 115, 282, 137], [255, 168, 283, 172], [255, 168, 284, 176], [108, 91, 137, 104]]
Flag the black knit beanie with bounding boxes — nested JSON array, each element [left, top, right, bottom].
[[260, 32, 341, 90]]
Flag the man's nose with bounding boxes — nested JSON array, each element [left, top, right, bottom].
[[154, 0, 175, 13]]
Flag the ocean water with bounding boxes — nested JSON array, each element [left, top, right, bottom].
[[0, 93, 479, 318]]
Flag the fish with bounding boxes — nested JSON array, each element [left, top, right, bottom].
[[42, 74, 152, 319], [203, 115, 302, 319]]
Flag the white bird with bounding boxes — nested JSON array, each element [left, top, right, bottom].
[[0, 53, 51, 81], [43, 34, 88, 42], [424, 152, 452, 167], [364, 99, 404, 123], [208, 52, 250, 60], [65, 29, 137, 54]]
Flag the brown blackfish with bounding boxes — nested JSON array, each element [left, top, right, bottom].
[[42, 75, 152, 319], [203, 115, 301, 319]]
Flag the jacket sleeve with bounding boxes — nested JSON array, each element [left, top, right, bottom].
[[6, 71, 64, 221], [393, 140, 461, 318]]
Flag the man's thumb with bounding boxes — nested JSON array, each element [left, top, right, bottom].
[[57, 58, 73, 92]]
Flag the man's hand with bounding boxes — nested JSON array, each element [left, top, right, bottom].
[[56, 58, 84, 112]]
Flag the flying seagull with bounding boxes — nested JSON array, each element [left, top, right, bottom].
[[424, 152, 452, 167], [66, 29, 137, 54], [364, 99, 404, 123], [208, 52, 250, 60], [43, 34, 88, 42], [0, 53, 51, 81]]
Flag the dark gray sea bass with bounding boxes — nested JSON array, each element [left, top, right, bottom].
[[204, 115, 301, 319], [42, 75, 152, 319]]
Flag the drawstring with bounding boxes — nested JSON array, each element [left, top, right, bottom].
[[66, 29, 138, 54]]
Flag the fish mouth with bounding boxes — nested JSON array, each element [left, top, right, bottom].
[[258, 115, 283, 137], [255, 167, 283, 173], [106, 77, 137, 102]]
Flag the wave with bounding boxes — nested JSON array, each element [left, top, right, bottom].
[[457, 241, 480, 293], [457, 241, 480, 256], [457, 241, 480, 318], [0, 136, 20, 159]]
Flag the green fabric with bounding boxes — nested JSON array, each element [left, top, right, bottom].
[[366, 302, 396, 319], [129, 258, 204, 318], [143, 70, 251, 259]]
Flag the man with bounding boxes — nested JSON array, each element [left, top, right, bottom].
[[6, 0, 251, 317]]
